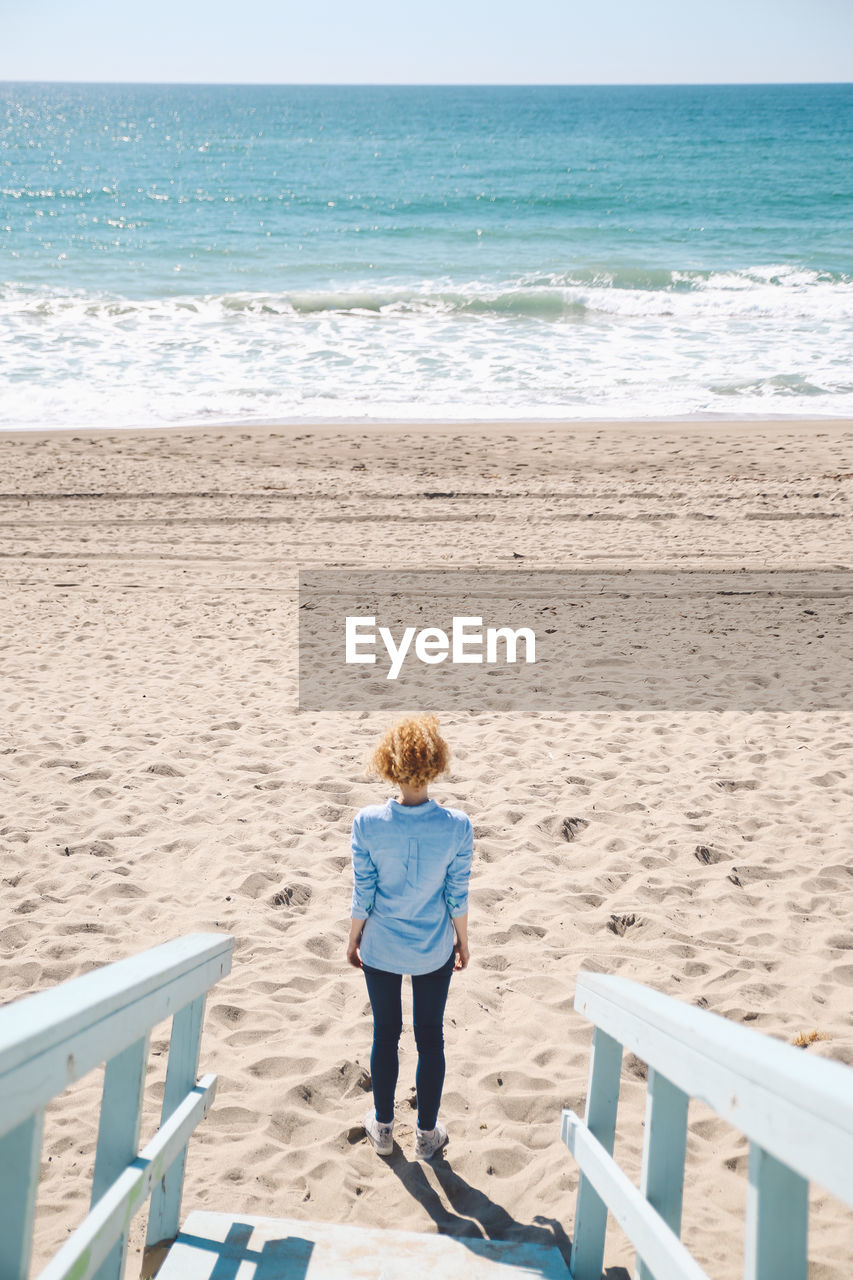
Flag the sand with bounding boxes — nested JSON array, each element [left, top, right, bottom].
[[1, 419, 852, 1277]]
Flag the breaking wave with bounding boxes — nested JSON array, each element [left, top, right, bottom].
[[2, 265, 852, 427]]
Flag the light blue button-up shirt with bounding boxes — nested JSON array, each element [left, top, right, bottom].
[[351, 797, 473, 976]]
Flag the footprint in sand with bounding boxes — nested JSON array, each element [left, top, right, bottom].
[[491, 923, 546, 944], [210, 1003, 248, 1026], [96, 880, 145, 899], [247, 1056, 300, 1079], [271, 884, 312, 909], [607, 912, 640, 936], [693, 845, 727, 865], [210, 1105, 262, 1132], [305, 934, 336, 959], [480, 1069, 553, 1094], [237, 871, 278, 899], [268, 1111, 313, 1145], [481, 1145, 530, 1178], [86, 841, 116, 857], [494, 1091, 557, 1124]]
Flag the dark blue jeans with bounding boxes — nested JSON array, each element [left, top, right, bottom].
[[362, 950, 455, 1131]]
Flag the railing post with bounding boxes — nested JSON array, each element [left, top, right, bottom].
[[635, 1069, 689, 1280], [90, 1034, 150, 1280], [745, 1142, 808, 1280], [0, 1109, 44, 1280], [570, 1027, 623, 1280], [145, 995, 206, 1250]]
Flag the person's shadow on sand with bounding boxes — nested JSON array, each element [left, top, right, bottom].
[[386, 1146, 630, 1279]]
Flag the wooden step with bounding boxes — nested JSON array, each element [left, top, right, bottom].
[[157, 1210, 571, 1279]]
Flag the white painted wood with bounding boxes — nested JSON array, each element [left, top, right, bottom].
[[574, 972, 853, 1207], [636, 1070, 689, 1280], [562, 1110, 712, 1280], [569, 1027, 622, 1280], [89, 1034, 150, 1280], [0, 933, 232, 1141], [0, 1109, 44, 1280], [158, 1210, 572, 1279], [34, 1073, 217, 1280], [744, 1142, 808, 1280], [0, 935, 229, 1072], [146, 996, 206, 1249]]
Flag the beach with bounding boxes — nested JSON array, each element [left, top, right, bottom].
[[2, 418, 852, 1275]]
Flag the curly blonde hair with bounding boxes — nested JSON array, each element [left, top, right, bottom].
[[368, 714, 450, 789]]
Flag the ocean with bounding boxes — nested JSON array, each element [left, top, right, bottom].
[[1, 82, 852, 428]]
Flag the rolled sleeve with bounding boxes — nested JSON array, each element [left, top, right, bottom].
[[444, 817, 473, 918], [351, 816, 378, 920]]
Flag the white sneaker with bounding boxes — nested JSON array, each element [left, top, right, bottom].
[[414, 1121, 448, 1160], [363, 1108, 394, 1156]]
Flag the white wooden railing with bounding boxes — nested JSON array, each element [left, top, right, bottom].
[[562, 972, 853, 1280], [0, 933, 233, 1280]]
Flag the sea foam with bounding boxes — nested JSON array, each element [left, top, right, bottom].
[[1, 266, 852, 427]]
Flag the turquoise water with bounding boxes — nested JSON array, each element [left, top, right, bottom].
[[2, 83, 852, 425]]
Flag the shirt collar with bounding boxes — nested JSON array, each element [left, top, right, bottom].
[[388, 797, 437, 814]]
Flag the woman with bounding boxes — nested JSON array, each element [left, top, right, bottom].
[[347, 714, 472, 1161]]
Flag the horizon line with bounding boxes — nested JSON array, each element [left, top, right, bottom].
[[1, 78, 851, 89]]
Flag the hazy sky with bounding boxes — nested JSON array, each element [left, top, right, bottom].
[[2, 0, 852, 85]]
